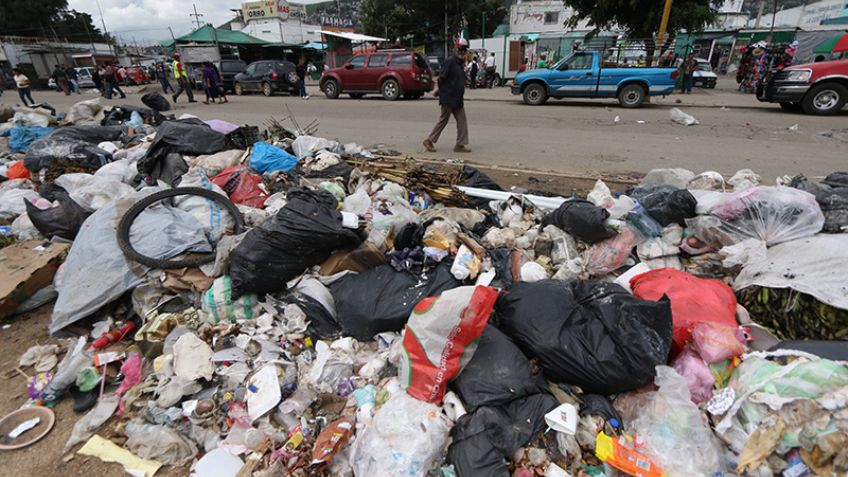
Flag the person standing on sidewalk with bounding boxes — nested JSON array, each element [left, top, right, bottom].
[[171, 53, 196, 103], [423, 41, 471, 154], [680, 53, 697, 94], [469, 57, 478, 89], [156, 63, 174, 94], [66, 64, 81, 93], [484, 52, 496, 88], [295, 58, 310, 100], [52, 65, 71, 95], [12, 68, 35, 106]]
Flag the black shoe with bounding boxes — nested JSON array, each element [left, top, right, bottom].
[[70, 386, 98, 413], [172, 94, 178, 103]]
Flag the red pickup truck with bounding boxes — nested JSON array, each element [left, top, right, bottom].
[[757, 59, 848, 115]]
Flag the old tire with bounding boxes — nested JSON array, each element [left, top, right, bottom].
[[802, 82, 847, 116], [234, 83, 244, 96], [117, 187, 244, 269], [779, 101, 802, 112], [262, 82, 273, 97], [618, 83, 646, 108], [381, 78, 401, 101], [324, 79, 340, 99], [523, 83, 548, 106]]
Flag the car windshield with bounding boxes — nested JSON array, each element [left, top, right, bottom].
[[415, 54, 429, 69], [696, 62, 712, 72], [222, 62, 245, 72]]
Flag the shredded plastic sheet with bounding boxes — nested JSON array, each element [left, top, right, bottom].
[[734, 233, 848, 311]]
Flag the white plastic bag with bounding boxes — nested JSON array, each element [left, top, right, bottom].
[[728, 168, 761, 191], [11, 213, 42, 240], [351, 392, 451, 477], [186, 149, 244, 177], [640, 168, 696, 189], [93, 158, 137, 183], [669, 107, 699, 126], [66, 98, 104, 125], [0, 188, 40, 220], [175, 168, 236, 242], [720, 238, 767, 268], [292, 135, 339, 159]]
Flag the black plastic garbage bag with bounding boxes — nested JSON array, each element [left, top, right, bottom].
[[494, 280, 673, 395], [451, 326, 548, 410], [448, 393, 557, 477], [541, 199, 616, 244], [24, 125, 123, 172], [629, 185, 697, 226], [823, 172, 848, 189], [229, 189, 363, 297], [329, 262, 461, 340], [790, 174, 848, 233], [141, 92, 171, 112], [225, 126, 263, 150], [101, 104, 165, 126], [138, 119, 228, 176], [26, 190, 91, 240], [150, 153, 189, 186], [461, 166, 504, 208]]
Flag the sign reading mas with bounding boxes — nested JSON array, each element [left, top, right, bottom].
[[242, 0, 292, 21]]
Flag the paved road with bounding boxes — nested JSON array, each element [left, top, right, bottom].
[[15, 80, 846, 181]]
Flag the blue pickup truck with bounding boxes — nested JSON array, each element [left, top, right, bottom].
[[511, 50, 679, 108]]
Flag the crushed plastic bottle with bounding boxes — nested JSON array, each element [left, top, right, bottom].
[[628, 203, 663, 238]]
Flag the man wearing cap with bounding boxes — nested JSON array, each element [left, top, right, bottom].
[[423, 41, 471, 154], [172, 53, 196, 103]]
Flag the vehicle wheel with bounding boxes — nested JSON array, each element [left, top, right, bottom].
[[324, 79, 340, 99], [522, 83, 548, 106], [801, 82, 847, 116], [618, 83, 646, 108], [381, 78, 401, 101], [349, 93, 365, 99], [779, 102, 802, 112], [262, 82, 273, 97], [234, 83, 244, 96]]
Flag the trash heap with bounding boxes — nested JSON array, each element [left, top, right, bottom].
[[0, 97, 847, 477]]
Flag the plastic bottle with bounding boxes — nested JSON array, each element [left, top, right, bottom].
[[628, 203, 663, 238]]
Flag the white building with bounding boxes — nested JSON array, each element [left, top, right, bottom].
[[715, 0, 749, 29], [751, 0, 846, 29], [237, 0, 321, 44], [509, 0, 592, 35]]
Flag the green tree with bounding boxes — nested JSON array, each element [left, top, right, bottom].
[[0, 0, 104, 42]]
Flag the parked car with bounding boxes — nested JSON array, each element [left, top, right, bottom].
[[234, 60, 298, 96], [320, 50, 434, 100], [125, 66, 150, 85], [192, 60, 247, 93], [75, 67, 96, 88], [693, 59, 717, 88], [757, 59, 848, 115], [427, 56, 442, 75], [511, 50, 678, 108]]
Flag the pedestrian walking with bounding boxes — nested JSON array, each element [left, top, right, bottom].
[[156, 63, 174, 94], [103, 63, 127, 99], [423, 41, 471, 154], [295, 58, 309, 99], [171, 53, 196, 103], [680, 53, 697, 94], [92, 66, 104, 94], [52, 65, 71, 95], [469, 57, 478, 89], [117, 64, 128, 86], [12, 68, 35, 106], [484, 52, 496, 88], [211, 63, 228, 103], [201, 62, 219, 104], [66, 64, 81, 93]]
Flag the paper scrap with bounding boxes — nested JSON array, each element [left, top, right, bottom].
[[8, 417, 40, 439], [78, 435, 162, 477]]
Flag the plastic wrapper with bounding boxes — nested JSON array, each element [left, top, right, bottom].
[[616, 366, 724, 476], [688, 186, 824, 247], [691, 321, 747, 363], [351, 391, 451, 477], [399, 286, 497, 404], [495, 280, 673, 395], [582, 227, 637, 277], [671, 348, 715, 404]]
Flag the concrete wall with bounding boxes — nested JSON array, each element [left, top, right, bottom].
[[758, 0, 845, 29], [240, 17, 321, 43], [509, 0, 592, 35]]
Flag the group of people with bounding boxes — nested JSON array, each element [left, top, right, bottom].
[[466, 53, 497, 89], [50, 64, 82, 95]]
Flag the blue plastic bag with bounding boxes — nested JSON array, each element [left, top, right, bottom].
[[3, 125, 55, 153], [248, 142, 300, 174]]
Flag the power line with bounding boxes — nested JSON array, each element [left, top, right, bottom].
[[190, 4, 205, 29]]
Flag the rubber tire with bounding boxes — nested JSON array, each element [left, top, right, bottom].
[[801, 82, 847, 116], [523, 83, 548, 106], [618, 83, 646, 108], [349, 93, 365, 99], [779, 102, 802, 112], [324, 79, 340, 99], [116, 187, 244, 269], [381, 79, 401, 101], [234, 83, 244, 96], [262, 82, 273, 97]]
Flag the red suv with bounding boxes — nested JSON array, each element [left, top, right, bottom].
[[320, 50, 434, 100], [758, 59, 848, 115]]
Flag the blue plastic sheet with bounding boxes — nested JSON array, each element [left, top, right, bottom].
[[248, 141, 300, 174], [2, 125, 55, 153]]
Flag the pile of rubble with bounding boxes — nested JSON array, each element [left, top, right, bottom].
[[0, 96, 846, 477]]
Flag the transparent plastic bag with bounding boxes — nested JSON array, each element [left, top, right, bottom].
[[351, 392, 451, 477], [583, 226, 637, 277], [0, 188, 40, 220], [125, 421, 198, 466], [616, 366, 724, 476], [669, 108, 699, 126], [688, 186, 824, 247]]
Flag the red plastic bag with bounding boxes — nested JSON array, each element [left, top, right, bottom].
[[6, 160, 31, 180], [399, 285, 499, 404], [630, 268, 737, 353], [691, 321, 747, 363], [211, 165, 268, 209]]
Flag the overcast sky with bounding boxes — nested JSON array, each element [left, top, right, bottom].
[[68, 0, 241, 44]]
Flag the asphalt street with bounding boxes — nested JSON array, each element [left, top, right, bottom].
[[15, 80, 847, 182]]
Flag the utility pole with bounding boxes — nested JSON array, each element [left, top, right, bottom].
[[482, 12, 486, 50], [657, 0, 674, 47], [190, 4, 205, 30], [95, 0, 114, 55], [754, 0, 765, 29], [767, 0, 779, 43]]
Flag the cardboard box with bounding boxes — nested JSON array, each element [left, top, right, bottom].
[[0, 241, 69, 318]]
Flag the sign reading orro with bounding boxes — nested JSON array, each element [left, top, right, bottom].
[[242, 0, 290, 21]]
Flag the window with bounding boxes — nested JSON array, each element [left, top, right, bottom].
[[244, 63, 257, 75], [368, 54, 388, 67], [349, 55, 366, 69], [544, 12, 559, 25], [415, 54, 429, 69], [255, 62, 271, 75], [565, 53, 593, 70], [222, 62, 246, 72], [390, 54, 412, 67]]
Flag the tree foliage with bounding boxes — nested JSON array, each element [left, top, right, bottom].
[[0, 0, 105, 41], [562, 0, 720, 37], [360, 0, 507, 44]]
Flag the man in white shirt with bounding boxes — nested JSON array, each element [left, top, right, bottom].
[[484, 53, 496, 88]]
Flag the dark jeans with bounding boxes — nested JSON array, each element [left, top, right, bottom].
[[18, 87, 35, 105], [105, 81, 126, 99], [296, 78, 307, 97], [173, 77, 194, 102], [682, 74, 694, 93], [160, 78, 174, 94]]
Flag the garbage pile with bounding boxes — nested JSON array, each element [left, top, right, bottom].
[[0, 97, 847, 477]]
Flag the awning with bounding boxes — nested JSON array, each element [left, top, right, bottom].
[[813, 32, 848, 53], [509, 33, 540, 42], [303, 42, 326, 50], [317, 30, 386, 42], [164, 26, 268, 46]]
